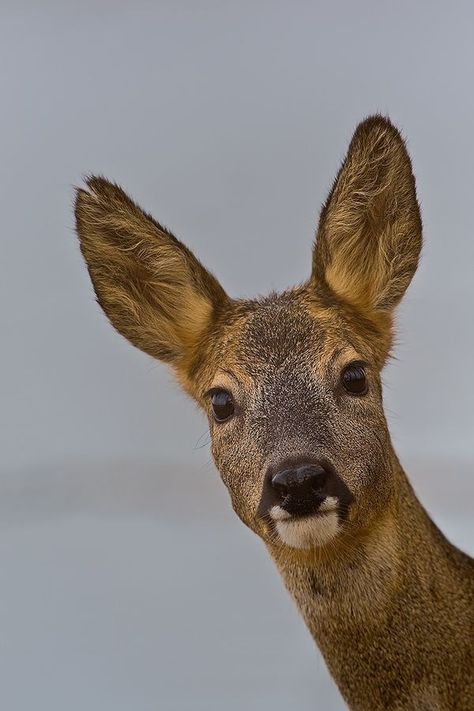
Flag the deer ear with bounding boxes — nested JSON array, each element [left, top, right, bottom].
[[75, 176, 229, 381], [312, 116, 422, 316]]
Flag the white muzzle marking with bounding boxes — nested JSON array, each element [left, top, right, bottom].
[[270, 496, 340, 549]]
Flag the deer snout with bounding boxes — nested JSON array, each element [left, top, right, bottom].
[[270, 461, 332, 517]]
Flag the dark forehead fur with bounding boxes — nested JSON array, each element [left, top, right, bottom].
[[224, 286, 386, 377], [190, 286, 389, 396], [241, 291, 326, 370]]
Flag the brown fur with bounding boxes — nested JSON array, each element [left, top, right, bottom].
[[75, 176, 230, 392], [74, 116, 474, 710]]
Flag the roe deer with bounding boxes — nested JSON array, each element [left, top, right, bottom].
[[74, 116, 474, 710]]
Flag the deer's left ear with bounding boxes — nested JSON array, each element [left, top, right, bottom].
[[312, 116, 422, 318]]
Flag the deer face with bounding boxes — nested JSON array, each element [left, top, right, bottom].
[[201, 290, 393, 549], [75, 116, 422, 552]]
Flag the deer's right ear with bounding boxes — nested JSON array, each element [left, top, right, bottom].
[[311, 116, 422, 319], [75, 176, 229, 384]]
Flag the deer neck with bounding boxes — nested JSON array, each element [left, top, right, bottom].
[[267, 458, 472, 710]]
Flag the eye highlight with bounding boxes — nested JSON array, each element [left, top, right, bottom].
[[208, 389, 235, 422], [341, 362, 368, 395]]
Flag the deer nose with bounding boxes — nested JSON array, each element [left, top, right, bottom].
[[271, 462, 329, 516]]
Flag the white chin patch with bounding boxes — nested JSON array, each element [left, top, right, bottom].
[[270, 497, 340, 550]]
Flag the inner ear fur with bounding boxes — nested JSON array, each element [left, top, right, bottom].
[[312, 116, 422, 319], [75, 176, 229, 378]]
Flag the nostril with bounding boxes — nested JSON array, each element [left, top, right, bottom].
[[299, 464, 328, 492], [271, 470, 291, 497]]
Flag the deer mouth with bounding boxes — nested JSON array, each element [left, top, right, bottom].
[[270, 496, 339, 521], [268, 497, 342, 549]]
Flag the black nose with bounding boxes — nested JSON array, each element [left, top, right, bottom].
[[271, 462, 329, 517]]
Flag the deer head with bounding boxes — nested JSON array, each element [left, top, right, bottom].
[[75, 116, 422, 554]]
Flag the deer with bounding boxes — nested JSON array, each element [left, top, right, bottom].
[[74, 116, 474, 710]]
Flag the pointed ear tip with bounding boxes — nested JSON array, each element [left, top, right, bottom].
[[74, 174, 100, 202], [73, 176, 113, 229], [85, 174, 116, 191], [74, 175, 131, 218], [353, 114, 406, 145], [76, 174, 123, 197]]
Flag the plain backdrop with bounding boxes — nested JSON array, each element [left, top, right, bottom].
[[1, 2, 473, 710]]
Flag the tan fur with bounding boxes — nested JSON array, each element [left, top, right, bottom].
[[74, 116, 474, 710], [313, 117, 422, 312], [75, 176, 230, 391]]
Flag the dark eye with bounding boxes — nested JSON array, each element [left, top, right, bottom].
[[209, 389, 235, 422], [341, 363, 368, 395]]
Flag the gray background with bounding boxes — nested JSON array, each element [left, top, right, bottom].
[[1, 2, 473, 710]]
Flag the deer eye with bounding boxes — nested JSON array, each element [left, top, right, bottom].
[[209, 389, 235, 422], [341, 363, 368, 395]]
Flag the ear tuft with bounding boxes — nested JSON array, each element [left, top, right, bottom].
[[312, 115, 422, 315], [75, 176, 229, 374]]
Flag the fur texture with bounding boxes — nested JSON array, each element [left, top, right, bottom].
[[313, 117, 422, 313], [75, 176, 229, 388], [74, 116, 474, 710]]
